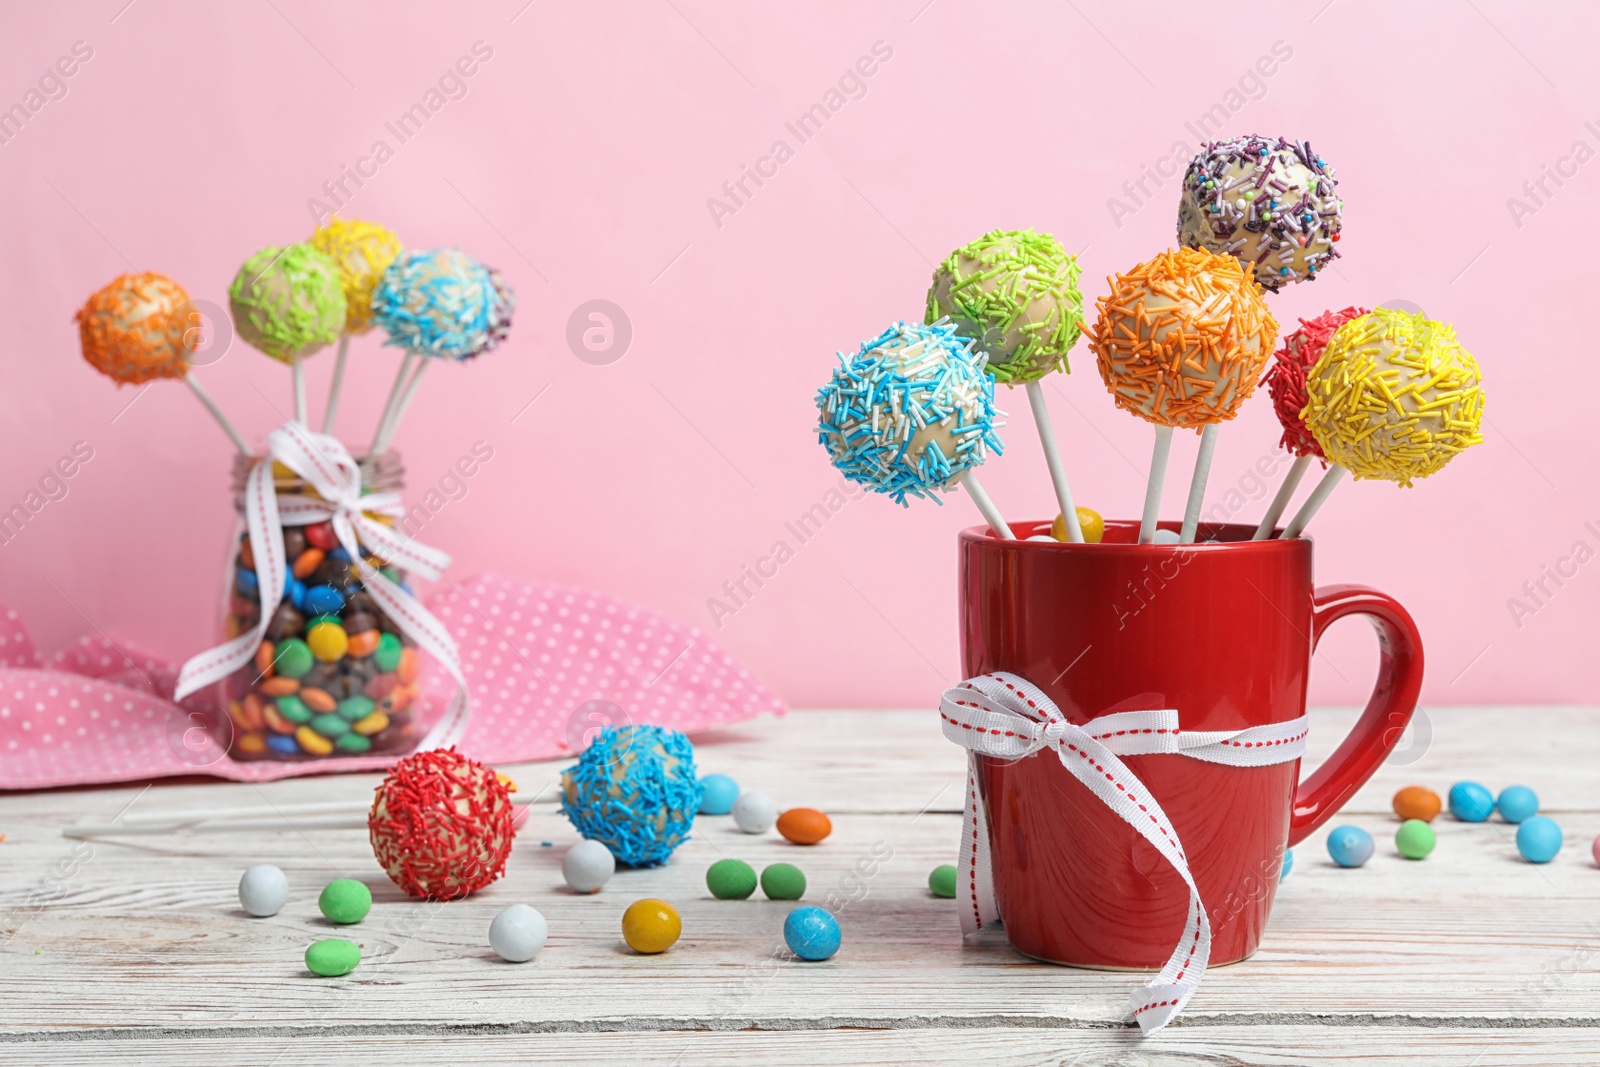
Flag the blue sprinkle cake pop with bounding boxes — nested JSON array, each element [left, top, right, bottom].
[[371, 248, 514, 360], [815, 320, 1004, 505], [560, 725, 702, 868]]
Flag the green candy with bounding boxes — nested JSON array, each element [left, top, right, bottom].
[[1396, 818, 1436, 860], [305, 937, 361, 976], [274, 639, 314, 679], [706, 858, 758, 900], [760, 862, 806, 901], [305, 614, 342, 630], [318, 879, 372, 924], [337, 696, 375, 722], [275, 695, 312, 724], [335, 733, 372, 754], [310, 713, 350, 738], [928, 864, 958, 899], [374, 633, 403, 672]]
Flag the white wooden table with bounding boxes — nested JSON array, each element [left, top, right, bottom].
[[3, 707, 1598, 1065]]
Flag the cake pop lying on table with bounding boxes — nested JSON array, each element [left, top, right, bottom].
[[229, 243, 346, 425], [815, 320, 1010, 537], [1252, 306, 1369, 539], [926, 229, 1088, 540], [1178, 134, 1342, 291], [1086, 247, 1276, 542], [307, 218, 403, 436], [76, 271, 251, 452], [1281, 307, 1484, 537]]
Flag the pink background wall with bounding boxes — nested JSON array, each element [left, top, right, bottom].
[[1, 0, 1595, 709]]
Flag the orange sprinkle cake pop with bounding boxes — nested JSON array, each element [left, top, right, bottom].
[[1087, 247, 1277, 429], [75, 272, 194, 384]]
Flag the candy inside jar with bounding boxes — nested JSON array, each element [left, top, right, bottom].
[[221, 452, 422, 761]]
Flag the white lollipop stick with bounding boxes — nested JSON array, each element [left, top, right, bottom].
[[321, 334, 351, 435], [1179, 423, 1219, 544], [183, 375, 250, 454], [1025, 381, 1082, 542], [369, 351, 418, 454], [956, 468, 1014, 540], [1280, 464, 1346, 539], [1252, 454, 1313, 540], [1139, 424, 1174, 544], [372, 357, 430, 453], [291, 354, 308, 426]]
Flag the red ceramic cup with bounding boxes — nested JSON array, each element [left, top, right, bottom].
[[960, 518, 1423, 969]]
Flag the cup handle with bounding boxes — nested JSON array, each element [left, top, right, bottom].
[[1286, 584, 1425, 846]]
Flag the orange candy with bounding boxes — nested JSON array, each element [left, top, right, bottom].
[[346, 630, 380, 658], [300, 687, 337, 713], [396, 647, 419, 684], [260, 677, 300, 697], [292, 548, 326, 579], [776, 808, 833, 846], [254, 642, 277, 676], [241, 693, 266, 731], [1392, 786, 1442, 823]]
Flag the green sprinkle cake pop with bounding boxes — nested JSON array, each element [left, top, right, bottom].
[[924, 229, 1083, 385], [229, 243, 346, 363]]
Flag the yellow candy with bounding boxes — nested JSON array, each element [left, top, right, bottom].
[[1051, 506, 1105, 544], [352, 711, 390, 736], [295, 725, 334, 755], [621, 899, 681, 954], [306, 621, 349, 662]]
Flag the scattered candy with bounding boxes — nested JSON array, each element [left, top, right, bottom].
[[561, 839, 616, 894], [928, 864, 957, 898], [1280, 850, 1293, 881], [732, 791, 778, 834], [1516, 816, 1563, 864], [706, 858, 759, 900], [1392, 785, 1442, 823], [783, 905, 842, 962], [1448, 781, 1495, 823], [1496, 785, 1539, 824], [776, 808, 832, 846], [1152, 529, 1181, 545], [1395, 819, 1436, 860], [761, 862, 807, 901], [698, 774, 739, 815], [238, 864, 289, 917], [305, 938, 360, 977], [560, 725, 702, 868], [488, 905, 548, 963], [1051, 506, 1105, 544], [924, 229, 1082, 385], [369, 748, 515, 900], [621, 899, 681, 954], [318, 878, 372, 925], [1326, 825, 1374, 869]]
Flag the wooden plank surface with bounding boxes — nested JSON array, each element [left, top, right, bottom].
[[2, 706, 1598, 1065]]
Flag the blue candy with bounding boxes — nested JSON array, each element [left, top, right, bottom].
[[1280, 849, 1294, 881], [235, 569, 259, 597], [698, 774, 739, 815], [303, 584, 345, 616], [265, 733, 299, 755], [1496, 785, 1539, 824], [329, 547, 351, 563], [783, 905, 841, 961], [1516, 815, 1563, 863], [1449, 781, 1495, 822], [289, 578, 308, 610], [1326, 825, 1374, 868]]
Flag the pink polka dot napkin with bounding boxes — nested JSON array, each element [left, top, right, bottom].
[[0, 574, 784, 789]]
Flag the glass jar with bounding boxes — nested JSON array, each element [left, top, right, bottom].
[[220, 451, 423, 761]]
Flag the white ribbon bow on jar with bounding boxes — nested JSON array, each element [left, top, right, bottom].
[[940, 671, 1308, 1034], [176, 422, 469, 751]]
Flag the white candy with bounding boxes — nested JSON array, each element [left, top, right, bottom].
[[732, 791, 778, 834], [489, 904, 548, 962], [238, 864, 289, 917], [1024, 535, 1055, 542], [561, 839, 616, 894], [1152, 529, 1181, 544]]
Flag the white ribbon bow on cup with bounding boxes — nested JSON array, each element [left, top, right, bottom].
[[176, 422, 469, 751], [940, 672, 1308, 1034]]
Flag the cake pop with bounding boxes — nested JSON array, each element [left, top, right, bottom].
[[368, 747, 516, 899], [1178, 134, 1342, 291], [1281, 307, 1484, 537], [368, 248, 515, 452], [229, 244, 346, 425], [307, 219, 403, 435], [76, 272, 251, 452], [816, 320, 1010, 536], [1086, 247, 1276, 542], [1252, 306, 1369, 539], [927, 230, 1087, 540], [561, 725, 702, 868]]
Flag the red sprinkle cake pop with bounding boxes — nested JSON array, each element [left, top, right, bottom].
[[368, 748, 515, 900], [1264, 306, 1368, 459]]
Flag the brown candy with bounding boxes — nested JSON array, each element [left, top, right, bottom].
[[281, 528, 307, 559], [265, 603, 305, 641], [343, 612, 377, 635]]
